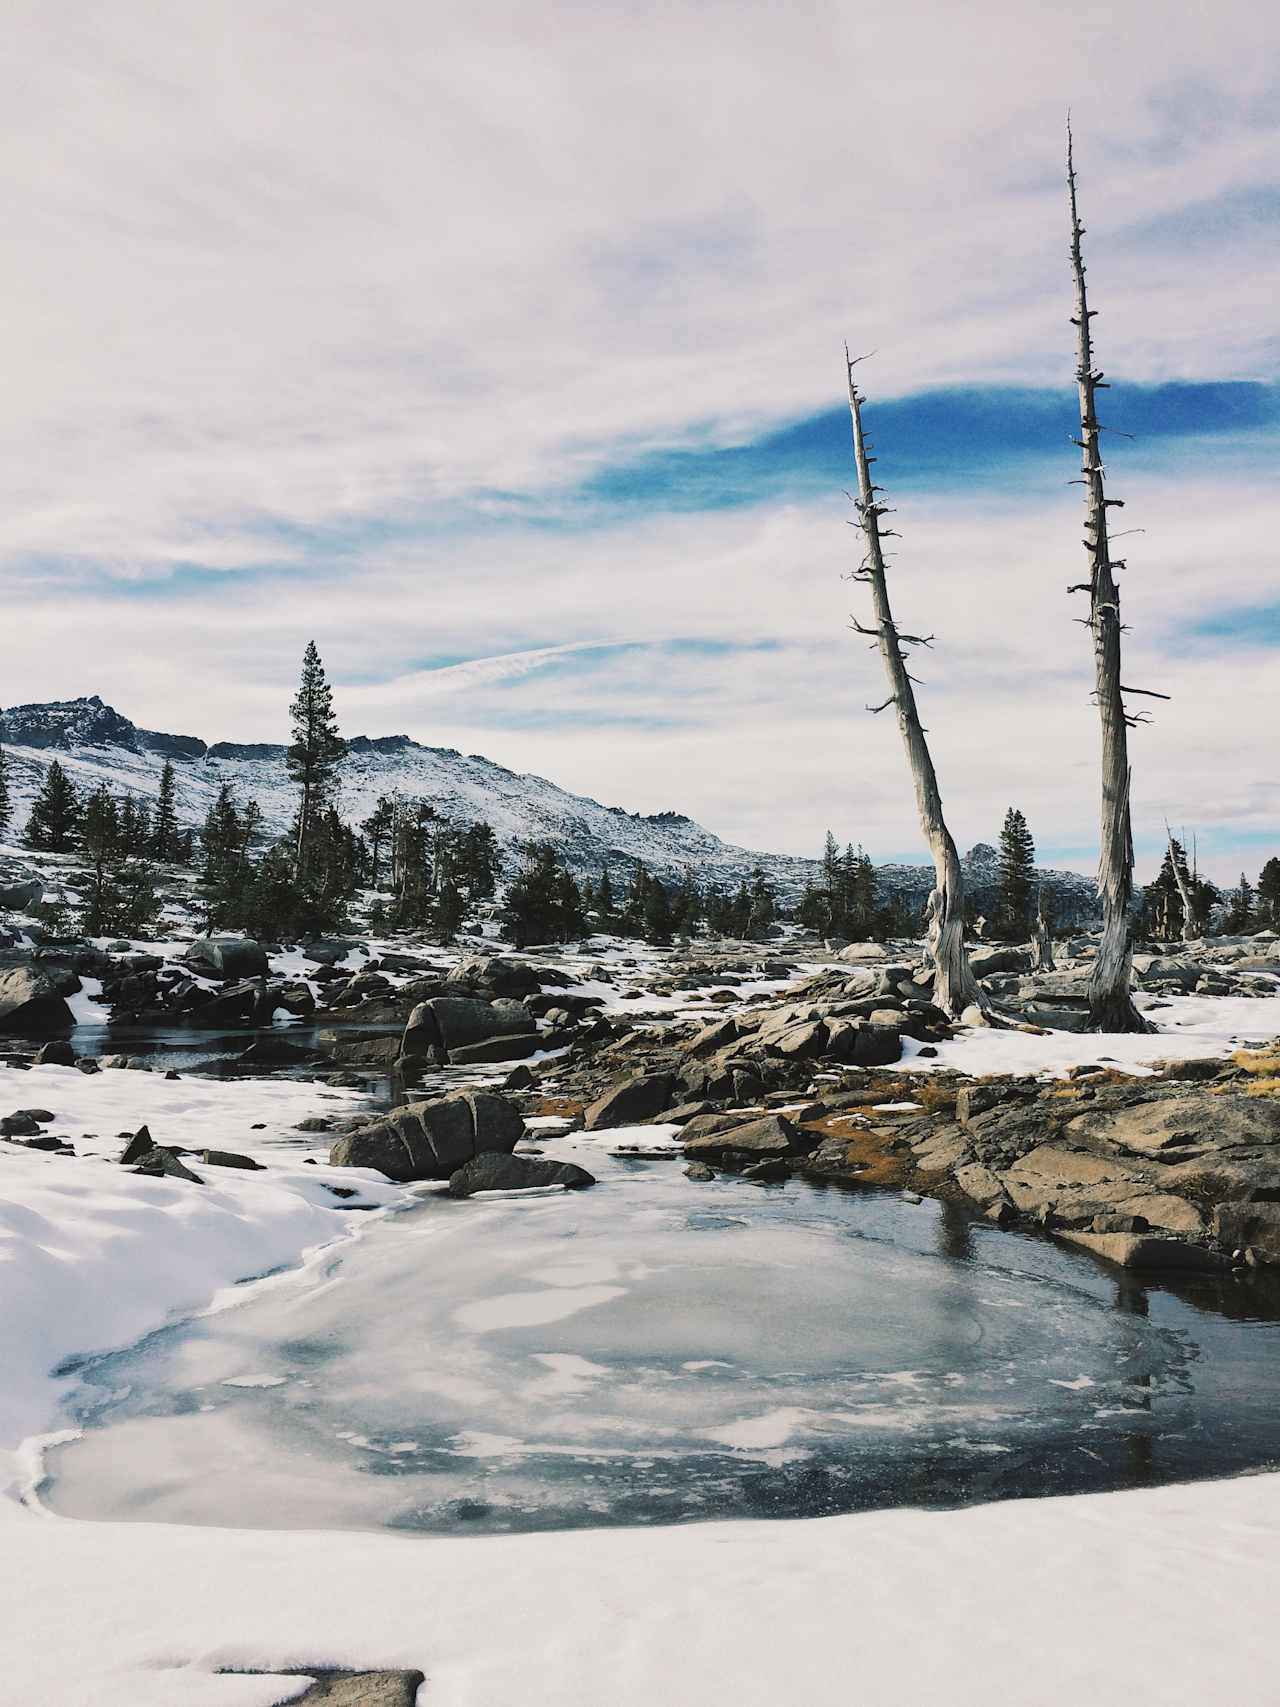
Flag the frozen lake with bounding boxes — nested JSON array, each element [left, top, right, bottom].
[[43, 1137, 1280, 1534]]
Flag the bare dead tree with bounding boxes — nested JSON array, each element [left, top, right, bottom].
[[1066, 128, 1158, 1032], [1164, 823, 1202, 940], [1031, 887, 1056, 971], [844, 351, 986, 1019]]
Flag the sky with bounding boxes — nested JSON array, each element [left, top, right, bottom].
[[2, 0, 1278, 884]]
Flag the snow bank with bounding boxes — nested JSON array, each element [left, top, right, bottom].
[[3, 1460, 1279, 1705], [0, 1064, 407, 1491]]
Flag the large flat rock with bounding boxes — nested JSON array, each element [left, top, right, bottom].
[[1056, 1231, 1227, 1272], [1067, 1094, 1280, 1157]]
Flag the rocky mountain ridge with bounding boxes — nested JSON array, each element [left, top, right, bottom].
[[0, 696, 1098, 910]]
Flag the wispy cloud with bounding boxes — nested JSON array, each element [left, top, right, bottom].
[[2, 1, 1278, 882]]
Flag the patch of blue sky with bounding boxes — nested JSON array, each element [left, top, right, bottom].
[[36, 380, 1277, 596], [453, 706, 694, 734], [1161, 601, 1280, 654], [574, 380, 1280, 515]]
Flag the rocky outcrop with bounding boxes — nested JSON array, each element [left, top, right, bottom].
[[447, 1152, 596, 1196], [583, 1073, 678, 1130], [0, 966, 75, 1036], [330, 1091, 524, 1182], [0, 878, 43, 911], [400, 996, 536, 1064], [182, 938, 269, 981], [682, 1113, 813, 1161], [890, 1067, 1280, 1268]]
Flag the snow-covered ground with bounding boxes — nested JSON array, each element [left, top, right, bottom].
[[894, 987, 1280, 1078], [5, 996, 1280, 1704], [0, 1065, 408, 1498], [3, 1456, 1279, 1705]]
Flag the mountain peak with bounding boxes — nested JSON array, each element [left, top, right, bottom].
[[0, 696, 206, 760]]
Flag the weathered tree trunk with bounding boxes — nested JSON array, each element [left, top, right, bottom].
[[1031, 890, 1055, 971], [1067, 132, 1152, 1033], [1166, 827, 1199, 942], [845, 354, 985, 1020]]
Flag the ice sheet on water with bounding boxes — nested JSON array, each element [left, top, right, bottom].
[[44, 1140, 1219, 1534]]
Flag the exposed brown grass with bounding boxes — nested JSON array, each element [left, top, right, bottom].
[[1229, 1046, 1280, 1099], [530, 1095, 585, 1118], [915, 1082, 959, 1117], [800, 1114, 912, 1188]]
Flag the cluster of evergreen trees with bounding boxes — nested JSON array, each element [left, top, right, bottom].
[[203, 644, 506, 940], [1137, 839, 1280, 939], [10, 644, 508, 943], [16, 688, 1279, 950], [16, 756, 194, 936], [795, 834, 879, 939], [496, 853, 792, 950], [22, 756, 194, 865]]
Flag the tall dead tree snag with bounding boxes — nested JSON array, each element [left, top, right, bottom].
[[1066, 129, 1158, 1032], [845, 351, 985, 1020]]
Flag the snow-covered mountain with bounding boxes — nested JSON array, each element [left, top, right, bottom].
[[0, 696, 1097, 911]]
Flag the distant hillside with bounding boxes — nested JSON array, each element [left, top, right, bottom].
[[0, 696, 1097, 913]]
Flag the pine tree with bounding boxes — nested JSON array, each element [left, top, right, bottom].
[[80, 787, 157, 938], [1225, 874, 1256, 934], [502, 844, 585, 948], [0, 744, 11, 840], [24, 760, 81, 852], [643, 877, 675, 944], [434, 873, 466, 941], [151, 760, 180, 862], [360, 797, 395, 889], [821, 831, 840, 895], [201, 784, 244, 887], [117, 794, 151, 858], [747, 868, 776, 939], [850, 848, 877, 939], [795, 883, 830, 935], [457, 821, 501, 900], [1258, 858, 1280, 928], [596, 866, 616, 926], [287, 641, 345, 876], [314, 805, 359, 906], [1146, 840, 1190, 942], [620, 865, 651, 938], [81, 786, 121, 926], [670, 867, 702, 933], [996, 808, 1036, 939], [389, 801, 436, 923]]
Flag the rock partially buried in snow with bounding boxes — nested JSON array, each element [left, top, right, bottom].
[[0, 877, 43, 910], [0, 1111, 44, 1137], [34, 1038, 77, 1065], [399, 995, 535, 1063], [284, 1669, 426, 1705], [330, 1091, 524, 1182], [447, 1032, 541, 1064], [181, 936, 269, 981], [447, 1151, 596, 1196], [836, 942, 890, 962]]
